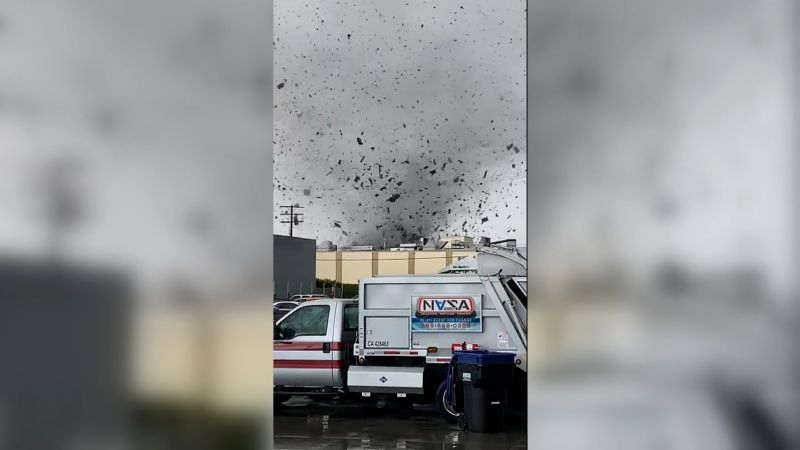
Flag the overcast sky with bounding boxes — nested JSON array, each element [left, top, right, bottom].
[[273, 0, 527, 247], [0, 0, 273, 294], [525, 0, 796, 297], [1, 0, 794, 297]]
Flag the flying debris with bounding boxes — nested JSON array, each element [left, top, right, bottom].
[[273, 2, 525, 246]]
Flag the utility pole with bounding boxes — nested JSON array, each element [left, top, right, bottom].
[[37, 156, 86, 262], [279, 204, 304, 237]]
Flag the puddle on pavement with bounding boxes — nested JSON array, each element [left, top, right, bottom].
[[274, 397, 526, 449]]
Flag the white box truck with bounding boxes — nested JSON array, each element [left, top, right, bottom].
[[273, 244, 527, 422]]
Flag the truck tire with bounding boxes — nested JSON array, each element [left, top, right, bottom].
[[435, 381, 459, 424]]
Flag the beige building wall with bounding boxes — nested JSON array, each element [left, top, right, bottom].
[[132, 306, 202, 404], [315, 249, 478, 284], [377, 251, 411, 276], [210, 305, 274, 414], [340, 251, 373, 284], [316, 251, 337, 281], [132, 302, 275, 416], [414, 251, 448, 274]]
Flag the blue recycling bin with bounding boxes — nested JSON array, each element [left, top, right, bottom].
[[452, 350, 516, 432]]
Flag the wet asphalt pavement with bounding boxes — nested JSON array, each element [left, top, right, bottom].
[[273, 396, 526, 450]]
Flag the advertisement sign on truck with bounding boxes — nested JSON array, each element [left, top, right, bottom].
[[410, 295, 482, 332]]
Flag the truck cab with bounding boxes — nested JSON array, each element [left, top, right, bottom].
[[273, 298, 358, 391]]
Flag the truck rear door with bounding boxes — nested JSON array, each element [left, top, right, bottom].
[[273, 301, 336, 387]]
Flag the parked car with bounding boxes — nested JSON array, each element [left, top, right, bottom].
[[289, 294, 329, 302], [273, 301, 300, 322]]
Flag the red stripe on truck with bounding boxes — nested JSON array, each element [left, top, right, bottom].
[[273, 342, 343, 351], [273, 359, 343, 369]]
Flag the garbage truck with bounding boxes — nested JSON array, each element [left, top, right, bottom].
[[273, 243, 527, 422]]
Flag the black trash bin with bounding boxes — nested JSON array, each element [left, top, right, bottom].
[[453, 350, 516, 432]]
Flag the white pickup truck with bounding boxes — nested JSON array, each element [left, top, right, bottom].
[[273, 245, 527, 422]]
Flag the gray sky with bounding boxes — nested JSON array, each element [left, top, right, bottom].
[[273, 0, 527, 247], [2, 0, 794, 297], [525, 0, 796, 297], [0, 0, 273, 294]]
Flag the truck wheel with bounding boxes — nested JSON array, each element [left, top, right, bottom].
[[435, 381, 459, 424]]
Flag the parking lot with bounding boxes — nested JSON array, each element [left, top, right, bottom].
[[273, 396, 526, 450]]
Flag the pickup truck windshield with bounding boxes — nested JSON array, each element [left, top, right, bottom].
[[278, 304, 330, 338]]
